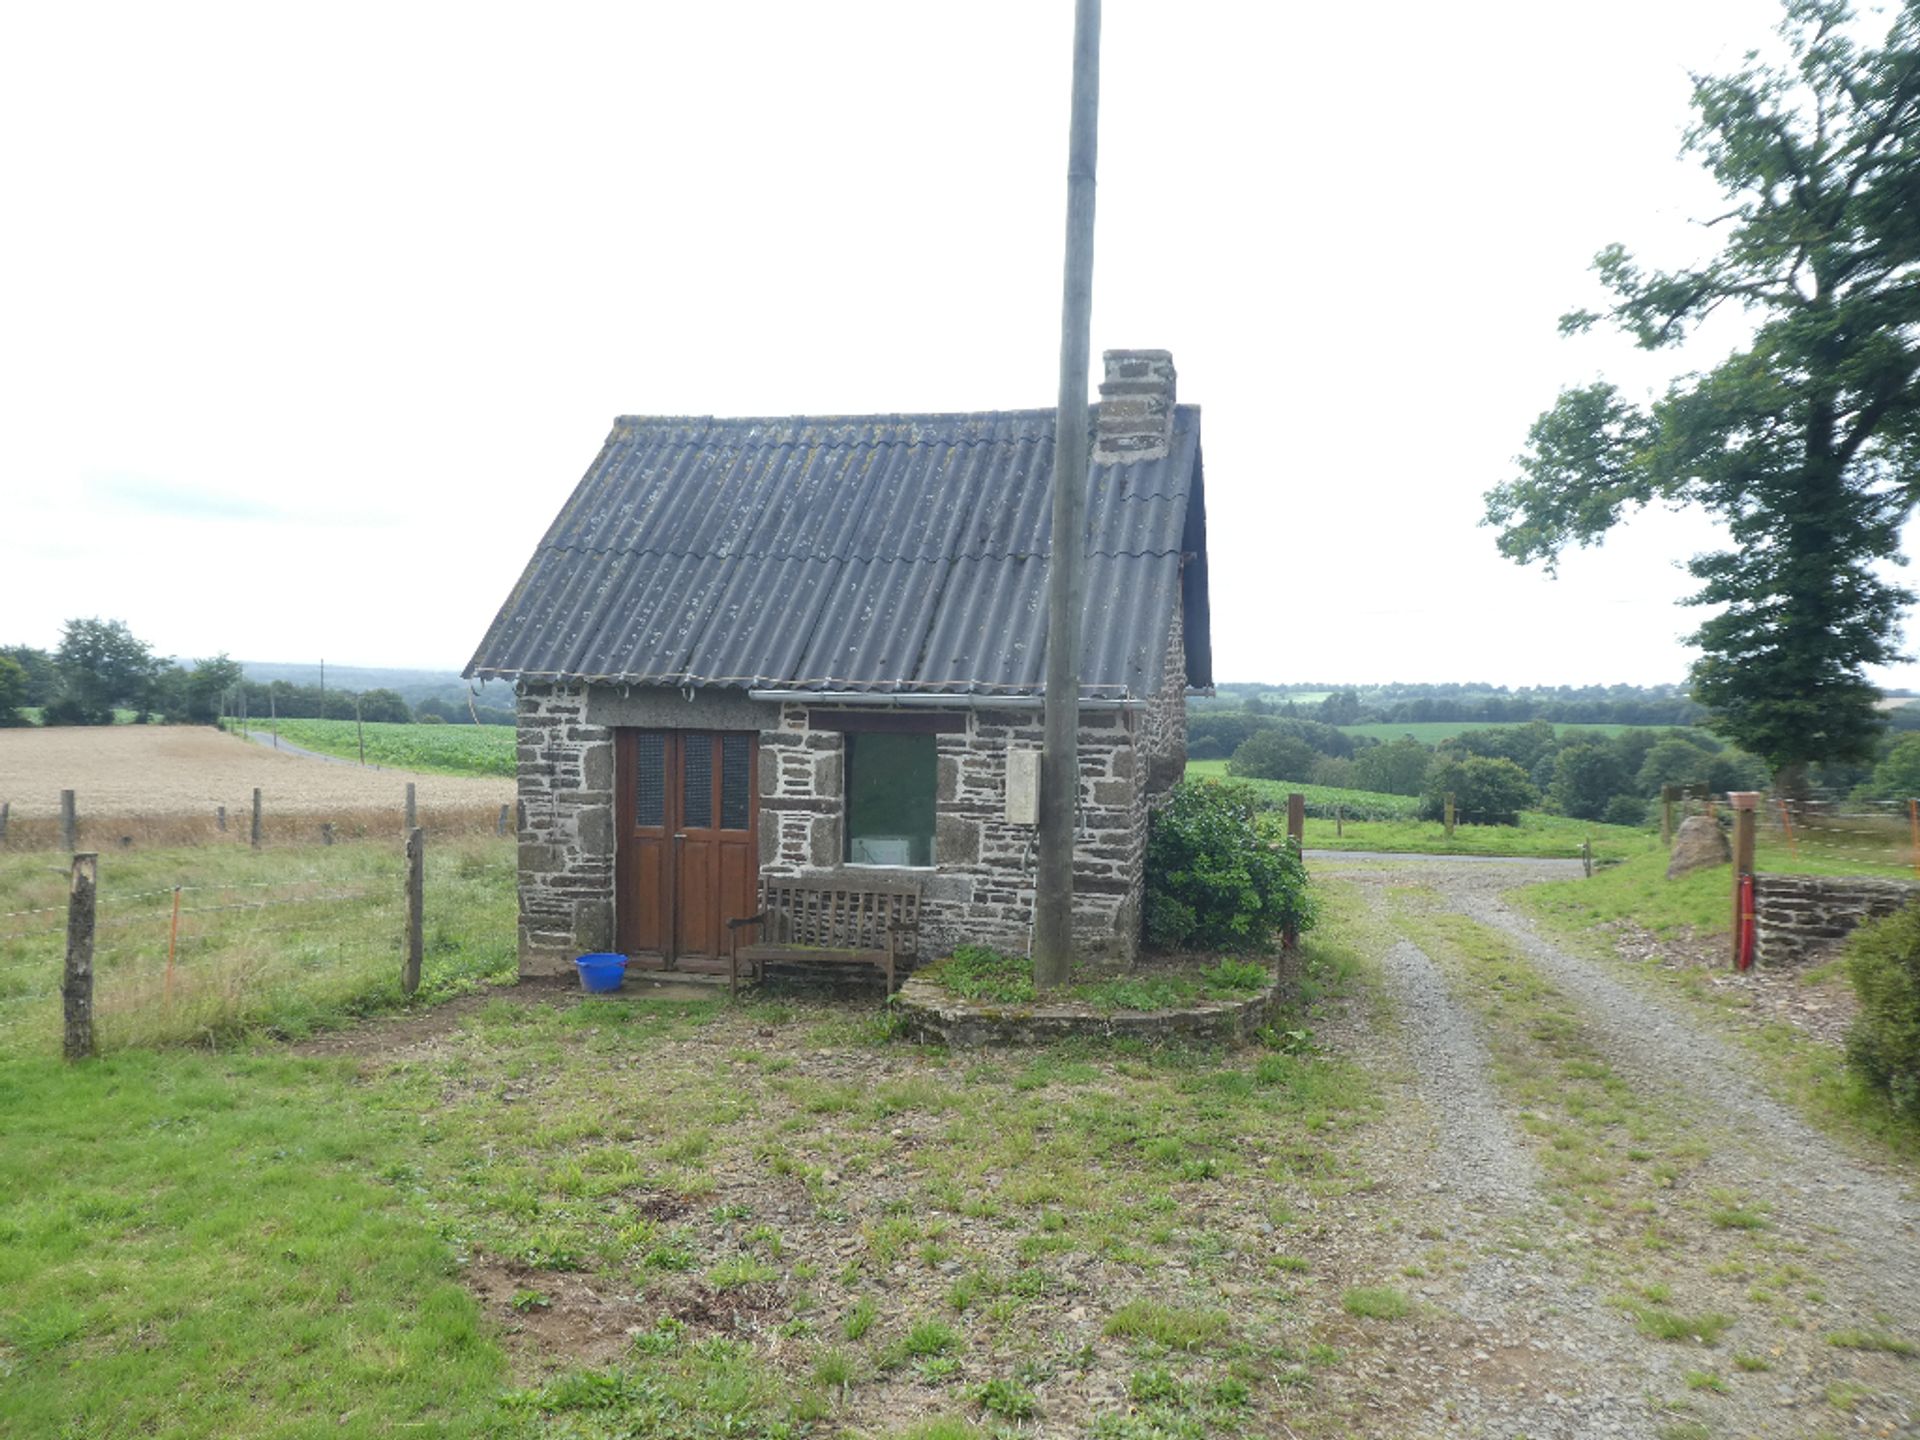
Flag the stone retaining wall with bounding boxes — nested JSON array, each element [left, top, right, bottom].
[[1755, 872, 1919, 966], [892, 974, 1278, 1049]]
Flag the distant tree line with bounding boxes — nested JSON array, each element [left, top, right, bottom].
[[1194, 682, 1706, 729], [1194, 706, 1909, 827], [1, 619, 513, 728]]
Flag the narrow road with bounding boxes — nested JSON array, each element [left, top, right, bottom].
[[236, 727, 379, 768], [1318, 853, 1920, 1439]]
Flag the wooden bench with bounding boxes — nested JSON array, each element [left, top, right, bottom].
[[726, 875, 923, 994]]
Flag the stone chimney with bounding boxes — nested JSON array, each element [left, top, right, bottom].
[[1095, 349, 1176, 462]]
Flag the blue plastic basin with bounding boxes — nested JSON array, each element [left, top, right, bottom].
[[574, 952, 628, 993]]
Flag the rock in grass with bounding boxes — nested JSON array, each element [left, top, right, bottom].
[[1667, 814, 1730, 878]]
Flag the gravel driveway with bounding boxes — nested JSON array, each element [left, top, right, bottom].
[[1315, 853, 1920, 1439]]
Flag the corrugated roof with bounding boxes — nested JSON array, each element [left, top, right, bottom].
[[466, 406, 1212, 700]]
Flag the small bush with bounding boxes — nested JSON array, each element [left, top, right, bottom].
[[1844, 901, 1920, 1117], [1227, 731, 1318, 783], [1145, 781, 1315, 952], [1603, 793, 1654, 828], [1420, 755, 1538, 826]]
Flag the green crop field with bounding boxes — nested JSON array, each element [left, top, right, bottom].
[[1183, 761, 1420, 820], [232, 718, 514, 777], [1335, 720, 1648, 743]]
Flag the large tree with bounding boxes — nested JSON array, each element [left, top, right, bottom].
[[50, 618, 162, 724], [1485, 0, 1920, 789]]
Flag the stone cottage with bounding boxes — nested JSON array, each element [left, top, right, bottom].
[[465, 350, 1212, 978]]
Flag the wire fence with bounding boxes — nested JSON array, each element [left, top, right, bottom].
[[0, 794, 515, 854], [1760, 794, 1920, 879], [0, 830, 517, 1055]]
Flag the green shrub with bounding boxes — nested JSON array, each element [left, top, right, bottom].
[[1603, 793, 1653, 828], [1145, 781, 1315, 952], [1420, 755, 1539, 826], [1845, 902, 1920, 1116], [1349, 737, 1431, 797], [1548, 742, 1629, 821], [1227, 731, 1318, 783]]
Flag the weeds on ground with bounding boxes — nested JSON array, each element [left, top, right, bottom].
[[918, 945, 1273, 1010]]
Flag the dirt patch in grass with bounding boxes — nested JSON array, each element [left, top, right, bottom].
[[467, 1259, 648, 1375]]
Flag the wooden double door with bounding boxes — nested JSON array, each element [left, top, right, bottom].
[[615, 729, 759, 971]]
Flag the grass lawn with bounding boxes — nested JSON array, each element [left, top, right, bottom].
[[1181, 761, 1656, 862], [0, 916, 1401, 1438], [1295, 812, 1656, 864]]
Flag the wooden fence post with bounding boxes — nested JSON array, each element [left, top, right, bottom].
[[215, 804, 227, 834], [250, 788, 263, 850], [320, 822, 335, 846], [64, 852, 98, 1060], [60, 789, 77, 852], [1909, 798, 1920, 881], [0, 799, 9, 846], [497, 802, 510, 837], [403, 827, 424, 996], [1581, 838, 1593, 878], [1334, 804, 1342, 839], [1444, 793, 1456, 840], [1729, 791, 1759, 969], [1660, 785, 1675, 847], [404, 782, 417, 834], [1282, 794, 1306, 953]]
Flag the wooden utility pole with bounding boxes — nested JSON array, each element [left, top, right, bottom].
[[64, 852, 97, 1060], [1284, 794, 1306, 953], [403, 827, 424, 996], [1034, 0, 1103, 991]]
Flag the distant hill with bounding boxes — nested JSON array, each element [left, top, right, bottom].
[[238, 662, 515, 711]]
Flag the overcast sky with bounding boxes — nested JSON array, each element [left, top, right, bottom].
[[5, 0, 1910, 689]]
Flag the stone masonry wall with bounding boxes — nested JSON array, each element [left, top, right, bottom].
[[1755, 872, 1920, 967], [515, 684, 616, 975], [514, 679, 1184, 974], [760, 704, 1147, 963]]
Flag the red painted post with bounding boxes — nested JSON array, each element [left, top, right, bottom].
[[1729, 792, 1759, 970]]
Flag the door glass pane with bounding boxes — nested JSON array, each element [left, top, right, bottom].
[[720, 734, 752, 831], [683, 734, 714, 829], [845, 733, 935, 866], [634, 733, 666, 828]]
